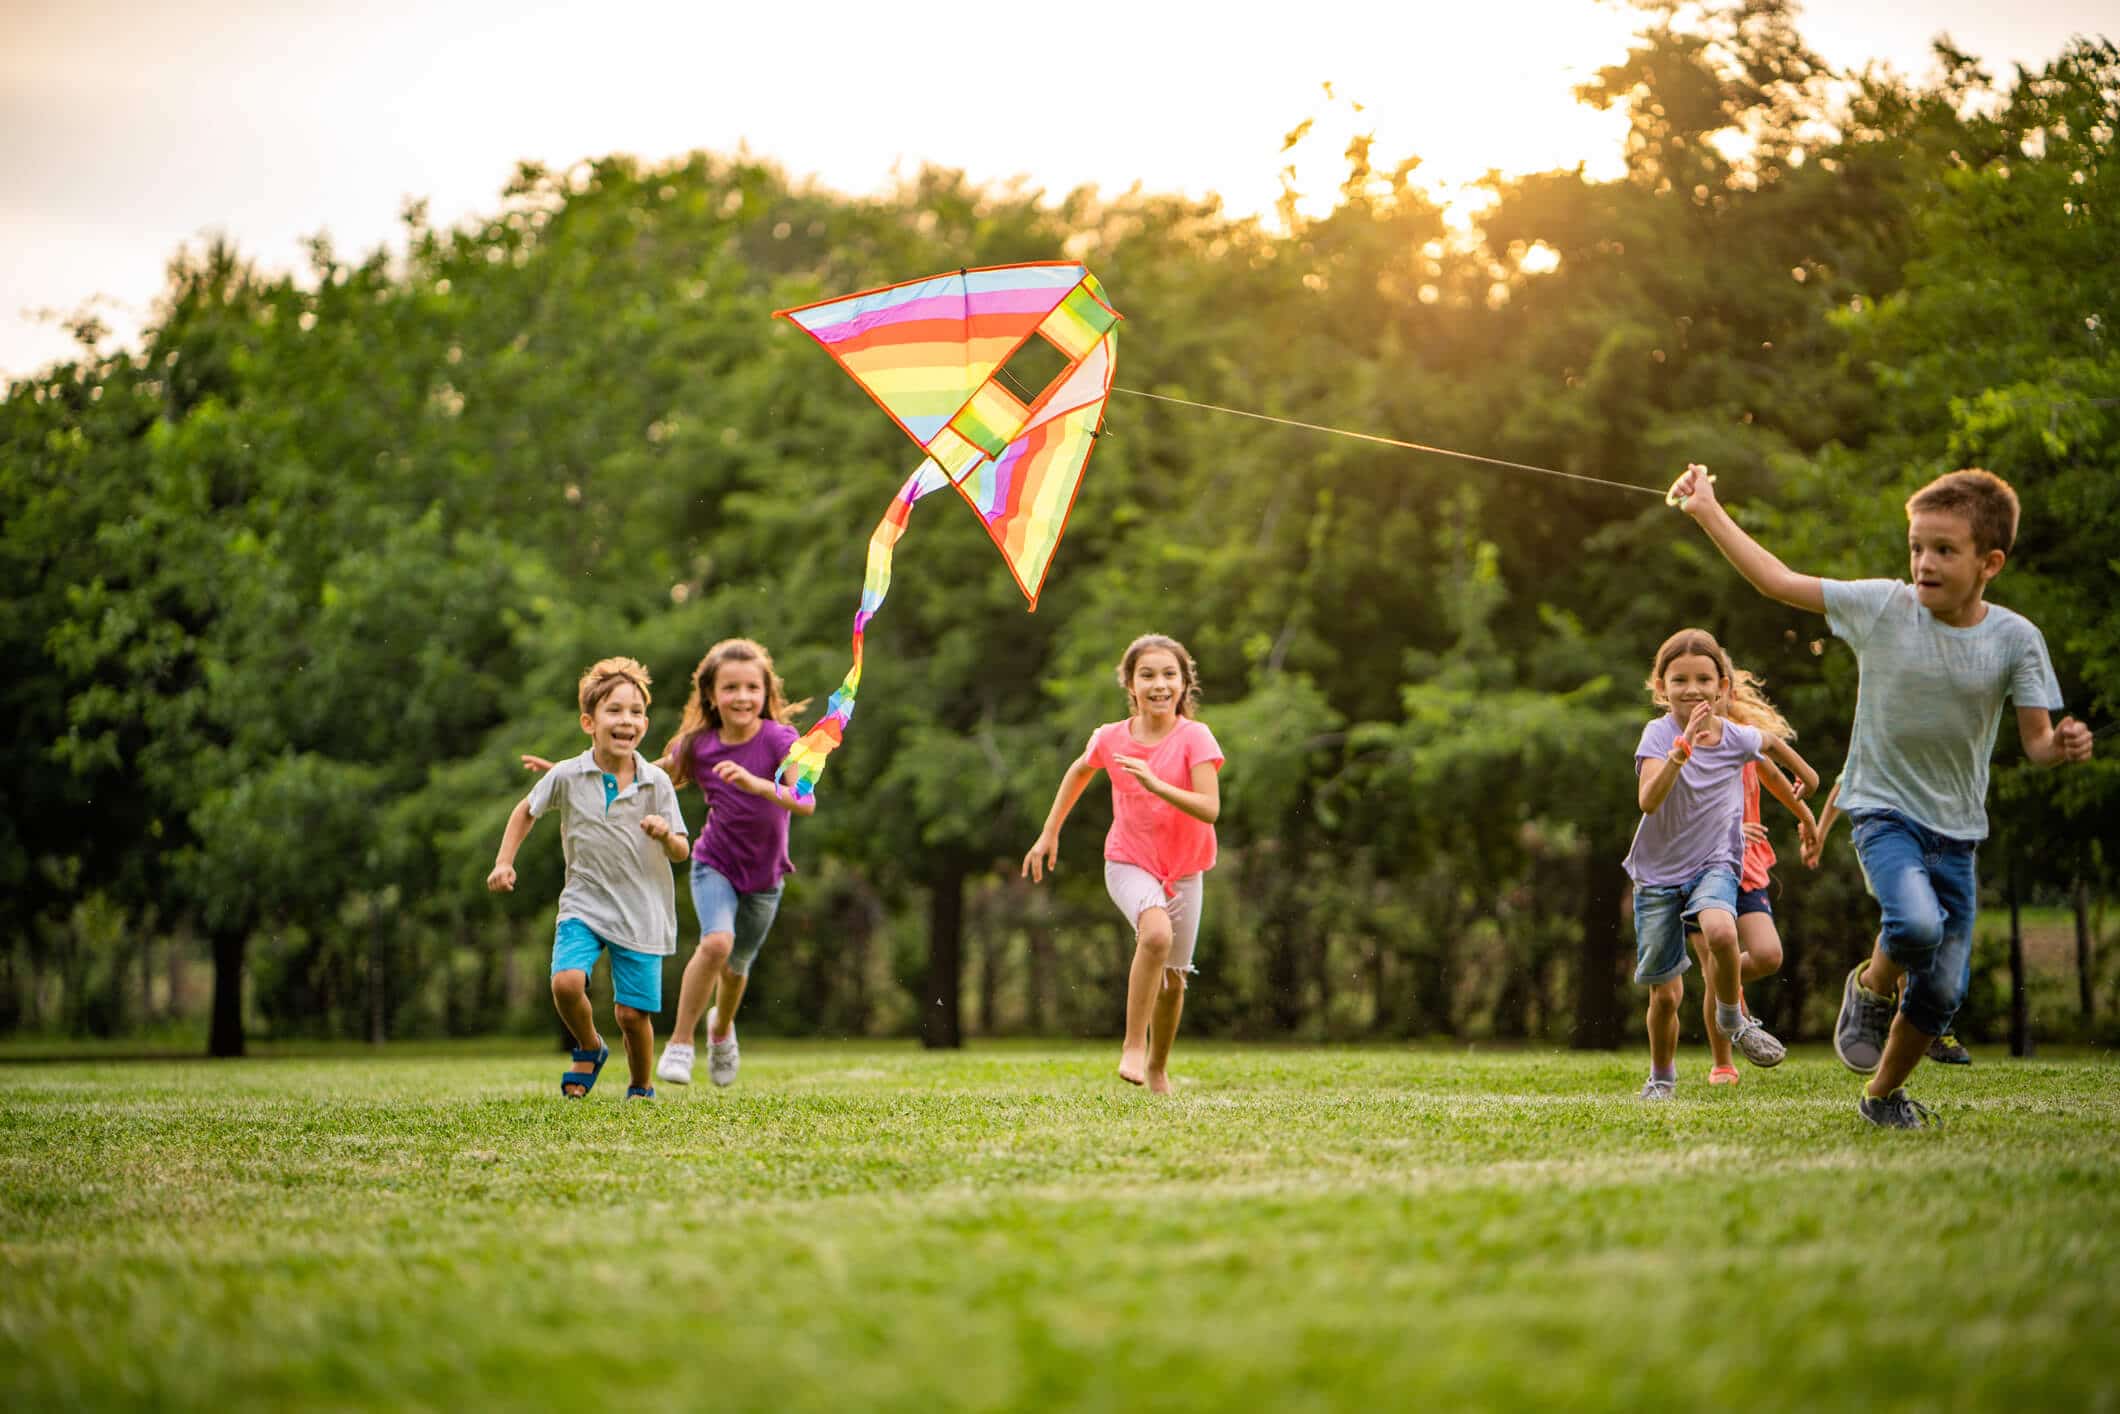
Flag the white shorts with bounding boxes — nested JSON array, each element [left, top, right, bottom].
[[1103, 862, 1204, 974]]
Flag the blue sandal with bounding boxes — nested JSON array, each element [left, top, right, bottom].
[[625, 1086, 655, 1100], [561, 1042, 610, 1098]]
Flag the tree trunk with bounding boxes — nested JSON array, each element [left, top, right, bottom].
[[1027, 920, 1054, 1034], [2007, 844, 2031, 1058], [1571, 845, 1626, 1049], [2075, 871, 2094, 1024], [920, 859, 965, 1050], [208, 929, 246, 1058], [368, 895, 388, 1046]]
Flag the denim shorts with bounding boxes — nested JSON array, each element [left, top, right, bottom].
[[1632, 865, 1739, 985], [551, 918, 663, 1012], [1849, 809, 1977, 1035], [688, 861, 784, 977]]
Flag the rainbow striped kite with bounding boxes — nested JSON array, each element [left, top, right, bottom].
[[772, 262, 1122, 800]]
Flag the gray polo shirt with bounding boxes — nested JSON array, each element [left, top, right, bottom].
[[526, 750, 687, 955], [1824, 578, 2063, 841]]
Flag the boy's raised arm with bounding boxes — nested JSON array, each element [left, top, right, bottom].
[[1669, 465, 1827, 614]]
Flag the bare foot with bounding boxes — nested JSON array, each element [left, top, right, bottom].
[[1118, 1047, 1147, 1086], [1146, 1070, 1170, 1094]]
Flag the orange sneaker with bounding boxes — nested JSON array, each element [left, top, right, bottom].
[[1707, 1064, 1741, 1085]]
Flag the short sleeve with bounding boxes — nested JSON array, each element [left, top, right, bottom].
[[1083, 725, 1110, 769], [1636, 717, 1678, 761], [1725, 721, 1765, 760], [2008, 623, 2064, 711], [525, 764, 563, 819], [655, 771, 688, 836], [1185, 722, 1225, 771], [1822, 578, 1898, 647]]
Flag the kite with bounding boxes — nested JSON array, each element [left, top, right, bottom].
[[771, 262, 1122, 800]]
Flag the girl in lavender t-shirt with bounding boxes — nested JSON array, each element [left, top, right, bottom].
[[531, 638, 814, 1089], [1625, 629, 1802, 1099], [1023, 634, 1224, 1093]]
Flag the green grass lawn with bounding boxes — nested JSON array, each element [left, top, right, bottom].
[[4, 1041, 2118, 1412]]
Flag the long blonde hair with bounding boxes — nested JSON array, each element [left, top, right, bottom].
[[1725, 666, 1795, 740], [663, 639, 809, 788]]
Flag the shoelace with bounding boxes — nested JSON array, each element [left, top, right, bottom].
[[1882, 1092, 1939, 1128]]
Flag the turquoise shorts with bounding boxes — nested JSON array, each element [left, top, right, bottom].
[[551, 919, 663, 1012]]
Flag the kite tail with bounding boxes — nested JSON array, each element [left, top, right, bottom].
[[776, 461, 948, 800]]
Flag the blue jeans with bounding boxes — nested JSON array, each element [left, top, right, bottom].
[[1632, 865, 1739, 985], [1849, 809, 1978, 1036], [688, 862, 784, 977]]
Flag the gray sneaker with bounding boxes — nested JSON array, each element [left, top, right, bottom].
[[1927, 1032, 1972, 1066], [1857, 1087, 1938, 1129], [1639, 1077, 1677, 1101], [1833, 964, 1893, 1075], [1730, 1018, 1787, 1068]]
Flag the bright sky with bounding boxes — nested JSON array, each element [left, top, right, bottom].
[[2, 0, 2111, 379]]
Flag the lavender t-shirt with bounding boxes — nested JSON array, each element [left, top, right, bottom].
[[1622, 716, 1764, 887], [688, 720, 799, 894]]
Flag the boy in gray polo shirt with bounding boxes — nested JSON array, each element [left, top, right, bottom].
[[1668, 466, 2092, 1127], [489, 657, 689, 1099]]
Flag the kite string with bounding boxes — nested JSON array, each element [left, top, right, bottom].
[[1111, 386, 1670, 499]]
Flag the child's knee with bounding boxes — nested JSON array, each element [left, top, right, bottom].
[[1746, 933, 1785, 976], [1647, 979, 1682, 1015], [1696, 910, 1738, 948], [697, 932, 734, 965], [1161, 967, 1187, 994], [550, 969, 588, 1004], [1136, 912, 1173, 955], [613, 1003, 651, 1028]]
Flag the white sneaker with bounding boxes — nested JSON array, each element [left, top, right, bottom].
[[655, 1042, 695, 1086], [706, 1006, 739, 1088], [1731, 1018, 1787, 1068]]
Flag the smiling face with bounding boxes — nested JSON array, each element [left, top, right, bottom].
[[1660, 653, 1725, 726], [1908, 509, 2004, 625], [1129, 649, 1187, 722], [581, 679, 649, 763], [711, 658, 767, 734]]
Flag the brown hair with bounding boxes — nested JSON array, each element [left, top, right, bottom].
[[577, 656, 652, 715], [1645, 628, 1733, 712], [1117, 633, 1201, 718], [663, 638, 808, 788], [1906, 468, 2019, 556]]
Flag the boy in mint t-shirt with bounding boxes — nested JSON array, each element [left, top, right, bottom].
[[1667, 465, 2092, 1127]]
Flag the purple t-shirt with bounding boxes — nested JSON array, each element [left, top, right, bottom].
[[688, 720, 799, 894], [1622, 715, 1764, 887]]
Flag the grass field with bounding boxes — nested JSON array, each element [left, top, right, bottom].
[[4, 1041, 2118, 1412]]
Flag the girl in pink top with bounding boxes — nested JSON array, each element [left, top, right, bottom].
[[1023, 634, 1224, 1093]]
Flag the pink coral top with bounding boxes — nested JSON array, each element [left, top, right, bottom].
[[1740, 761, 1774, 892], [1087, 718, 1224, 896]]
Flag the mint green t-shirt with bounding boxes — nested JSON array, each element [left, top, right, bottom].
[[1823, 578, 2062, 841]]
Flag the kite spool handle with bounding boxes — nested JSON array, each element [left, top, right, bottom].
[[1666, 464, 1715, 508]]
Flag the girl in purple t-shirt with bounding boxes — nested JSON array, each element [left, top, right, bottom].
[[1625, 629, 1800, 1099], [652, 638, 815, 1089]]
